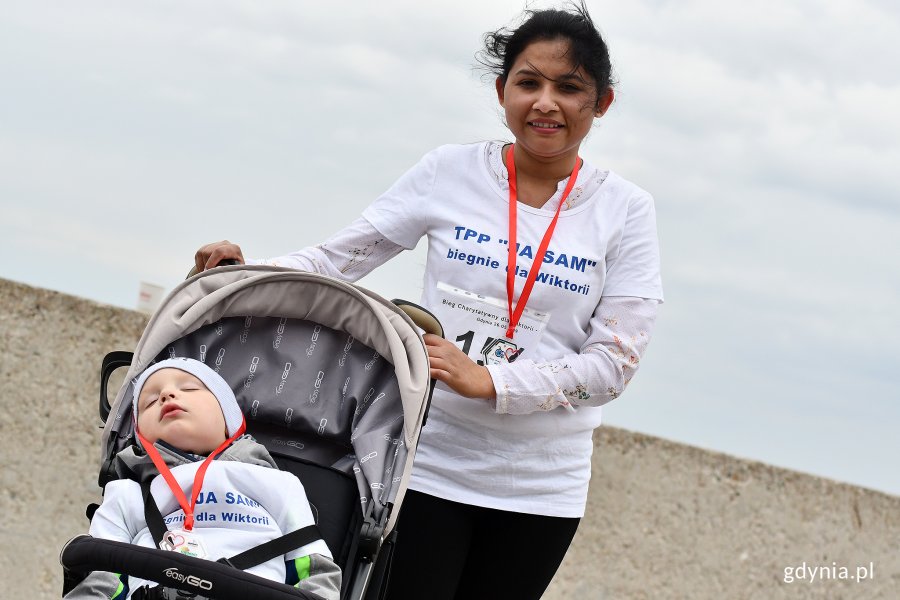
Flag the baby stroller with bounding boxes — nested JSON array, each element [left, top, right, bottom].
[[60, 265, 440, 600]]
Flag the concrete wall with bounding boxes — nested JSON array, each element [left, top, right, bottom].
[[544, 428, 899, 599], [2, 278, 897, 599]]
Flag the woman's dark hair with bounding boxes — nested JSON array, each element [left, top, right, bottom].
[[479, 2, 614, 95]]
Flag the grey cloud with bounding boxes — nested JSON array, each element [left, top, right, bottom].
[[1, 0, 898, 497]]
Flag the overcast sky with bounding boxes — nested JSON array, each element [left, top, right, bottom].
[[2, 0, 898, 497]]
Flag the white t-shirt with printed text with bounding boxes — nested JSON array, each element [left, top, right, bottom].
[[361, 142, 663, 517], [89, 460, 331, 592]]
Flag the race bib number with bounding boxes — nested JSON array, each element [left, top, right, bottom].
[[433, 282, 550, 365]]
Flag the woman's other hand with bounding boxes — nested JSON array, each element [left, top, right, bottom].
[[194, 240, 245, 273], [424, 334, 496, 400]]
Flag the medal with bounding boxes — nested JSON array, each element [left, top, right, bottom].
[[481, 337, 523, 366]]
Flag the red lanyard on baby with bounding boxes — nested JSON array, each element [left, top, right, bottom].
[[136, 419, 246, 531], [505, 144, 581, 339]]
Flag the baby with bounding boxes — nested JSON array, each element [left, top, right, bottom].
[[65, 357, 341, 599]]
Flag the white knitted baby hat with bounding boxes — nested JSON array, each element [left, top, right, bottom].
[[132, 357, 244, 442]]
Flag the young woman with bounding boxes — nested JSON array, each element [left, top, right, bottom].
[[196, 5, 663, 599]]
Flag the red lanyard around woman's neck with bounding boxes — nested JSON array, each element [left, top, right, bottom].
[[505, 144, 581, 339], [137, 420, 245, 531]]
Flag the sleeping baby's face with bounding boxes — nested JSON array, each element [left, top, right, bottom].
[[136, 368, 228, 455]]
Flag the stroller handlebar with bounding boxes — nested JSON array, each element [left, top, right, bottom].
[[186, 258, 241, 280], [60, 535, 324, 600]]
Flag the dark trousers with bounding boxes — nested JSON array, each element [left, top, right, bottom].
[[384, 490, 580, 600]]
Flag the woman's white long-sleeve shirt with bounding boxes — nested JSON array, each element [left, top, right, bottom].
[[250, 218, 658, 415], [250, 141, 663, 516]]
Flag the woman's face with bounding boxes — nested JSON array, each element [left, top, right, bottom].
[[496, 38, 612, 165]]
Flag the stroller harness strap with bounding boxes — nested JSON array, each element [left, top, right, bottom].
[[142, 481, 169, 549], [217, 524, 324, 570]]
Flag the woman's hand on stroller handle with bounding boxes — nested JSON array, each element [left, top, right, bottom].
[[424, 334, 496, 401], [195, 240, 245, 273]]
